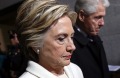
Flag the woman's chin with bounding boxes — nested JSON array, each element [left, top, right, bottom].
[[64, 60, 71, 66]]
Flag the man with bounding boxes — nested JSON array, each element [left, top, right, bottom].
[[5, 30, 27, 78], [71, 0, 110, 78]]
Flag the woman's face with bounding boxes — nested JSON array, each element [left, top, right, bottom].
[[39, 16, 75, 67]]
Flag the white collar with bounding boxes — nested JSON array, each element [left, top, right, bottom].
[[26, 61, 74, 78]]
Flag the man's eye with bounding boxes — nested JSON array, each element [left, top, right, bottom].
[[95, 16, 103, 19]]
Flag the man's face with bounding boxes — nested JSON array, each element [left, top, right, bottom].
[[11, 34, 19, 45], [80, 3, 106, 35], [39, 16, 75, 68]]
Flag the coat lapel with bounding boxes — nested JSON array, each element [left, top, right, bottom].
[[64, 65, 74, 78], [73, 27, 89, 46]]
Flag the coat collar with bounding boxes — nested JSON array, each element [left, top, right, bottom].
[[26, 61, 75, 78], [73, 26, 89, 46]]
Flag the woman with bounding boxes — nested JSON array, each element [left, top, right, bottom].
[[16, 0, 83, 78]]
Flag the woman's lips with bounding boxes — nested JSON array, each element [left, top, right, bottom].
[[64, 55, 71, 59]]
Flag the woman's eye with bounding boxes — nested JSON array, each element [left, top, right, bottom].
[[56, 35, 66, 45], [71, 36, 74, 40], [58, 36, 65, 42]]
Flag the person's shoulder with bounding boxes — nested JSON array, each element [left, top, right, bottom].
[[69, 62, 81, 69], [68, 63, 84, 78], [69, 63, 83, 73], [19, 72, 38, 78]]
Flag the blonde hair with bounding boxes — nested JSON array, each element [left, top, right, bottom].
[[16, 0, 77, 49]]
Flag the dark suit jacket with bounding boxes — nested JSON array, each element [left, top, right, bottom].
[[71, 26, 110, 78]]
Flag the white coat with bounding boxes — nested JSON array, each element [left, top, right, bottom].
[[19, 61, 84, 78]]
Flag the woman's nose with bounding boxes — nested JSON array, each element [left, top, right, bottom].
[[66, 39, 76, 51]]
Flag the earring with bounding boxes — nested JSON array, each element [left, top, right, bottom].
[[36, 49, 40, 54]]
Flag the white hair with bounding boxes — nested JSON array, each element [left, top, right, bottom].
[[75, 0, 110, 14]]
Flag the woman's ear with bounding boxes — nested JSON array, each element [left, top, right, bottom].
[[78, 10, 86, 22]]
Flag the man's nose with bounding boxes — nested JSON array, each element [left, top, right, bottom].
[[99, 18, 104, 26]]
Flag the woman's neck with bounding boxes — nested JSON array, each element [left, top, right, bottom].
[[39, 60, 64, 76]]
